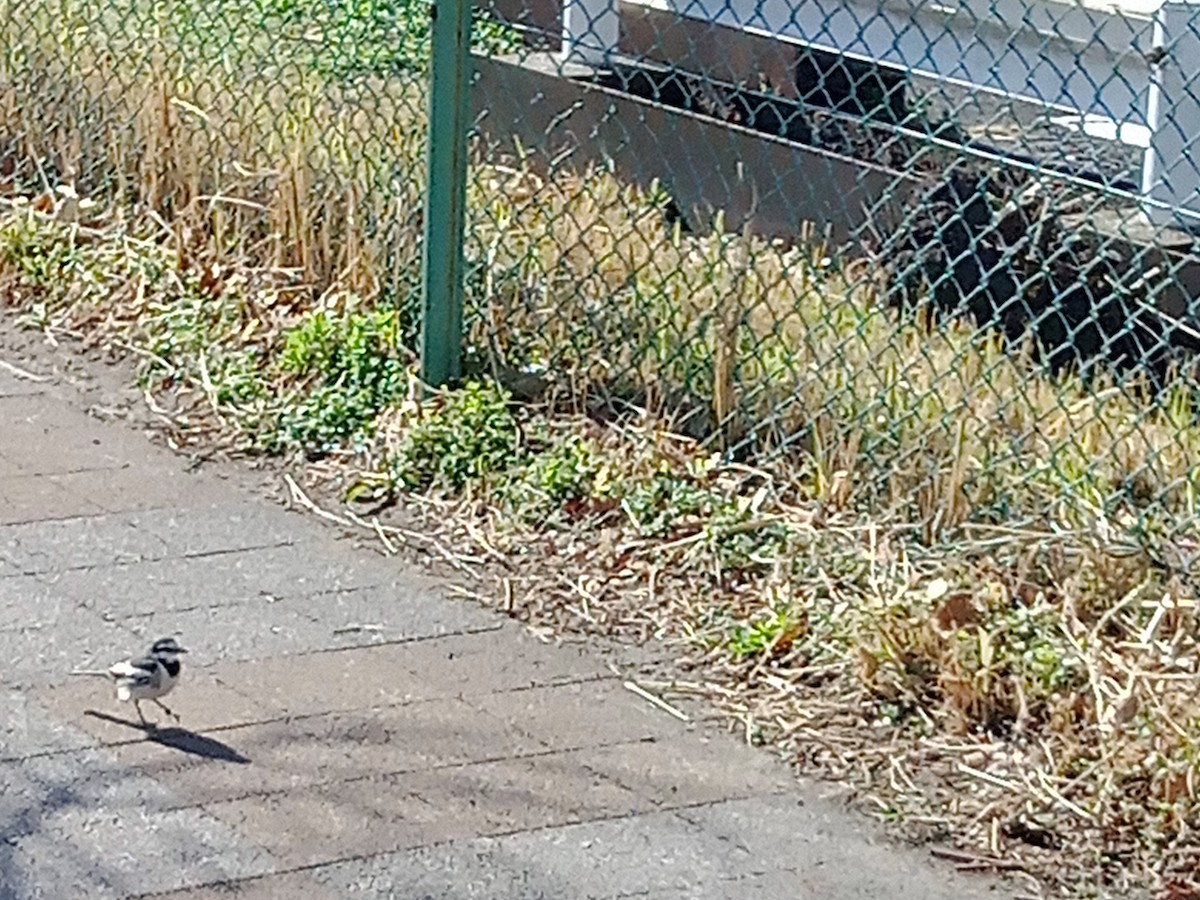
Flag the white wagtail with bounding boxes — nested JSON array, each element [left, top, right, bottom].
[[74, 637, 188, 726]]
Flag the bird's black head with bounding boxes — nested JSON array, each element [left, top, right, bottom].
[[149, 637, 187, 656]]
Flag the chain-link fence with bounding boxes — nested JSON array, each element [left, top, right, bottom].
[[457, 0, 1200, 547], [4, 0, 1198, 535]]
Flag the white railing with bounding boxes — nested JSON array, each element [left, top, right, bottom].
[[559, 0, 1200, 229]]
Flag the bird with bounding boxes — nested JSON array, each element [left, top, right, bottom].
[[73, 637, 188, 727]]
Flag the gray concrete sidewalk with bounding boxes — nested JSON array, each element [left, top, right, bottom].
[[0, 350, 1010, 899]]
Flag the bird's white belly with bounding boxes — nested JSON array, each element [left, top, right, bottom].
[[118, 679, 172, 701], [114, 671, 177, 702]]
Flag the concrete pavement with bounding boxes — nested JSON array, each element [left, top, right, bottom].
[[0, 342, 1010, 899]]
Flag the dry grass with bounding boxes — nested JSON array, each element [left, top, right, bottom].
[[4, 3, 1200, 896], [0, 0, 430, 303], [471, 164, 1200, 540]]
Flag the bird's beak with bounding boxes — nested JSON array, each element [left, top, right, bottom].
[[177, 647, 189, 654]]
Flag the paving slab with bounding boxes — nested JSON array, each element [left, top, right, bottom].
[[0, 612, 142, 687], [1, 393, 153, 474], [0, 736, 278, 899], [96, 697, 541, 807], [41, 465, 234, 515], [1, 498, 344, 579], [37, 665, 272, 741], [0, 367, 48, 398], [372, 626, 612, 700], [0, 573, 69, 626], [31, 543, 403, 620], [465, 679, 690, 752], [126, 501, 328, 558], [0, 471, 107, 525], [203, 748, 650, 868], [0, 449, 26, 477], [0, 510, 172, 574], [0, 744, 182, 821], [0, 688, 96, 759], [1, 391, 90, 432], [576, 731, 794, 807], [312, 807, 735, 899], [116, 582, 500, 663], [680, 794, 996, 898], [143, 871, 346, 900], [4, 802, 278, 898], [315, 797, 999, 900], [219, 627, 610, 718]]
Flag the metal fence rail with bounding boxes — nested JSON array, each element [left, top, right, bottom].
[[559, 0, 1200, 225]]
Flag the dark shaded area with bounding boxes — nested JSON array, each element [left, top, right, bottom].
[[0, 784, 87, 900], [148, 727, 252, 764], [600, 65, 816, 146], [593, 59, 964, 177], [598, 48, 910, 139], [794, 46, 908, 123], [879, 165, 1196, 385], [84, 710, 251, 763], [582, 51, 1190, 386]]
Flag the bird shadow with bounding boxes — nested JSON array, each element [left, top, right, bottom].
[[83, 710, 252, 764]]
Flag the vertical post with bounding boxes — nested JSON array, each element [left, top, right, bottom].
[[421, 0, 473, 387], [1141, 0, 1200, 231], [560, 0, 619, 66]]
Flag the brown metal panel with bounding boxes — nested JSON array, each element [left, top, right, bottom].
[[471, 52, 917, 250]]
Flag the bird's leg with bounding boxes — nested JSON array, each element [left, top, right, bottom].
[[153, 698, 180, 722], [134, 700, 150, 728]]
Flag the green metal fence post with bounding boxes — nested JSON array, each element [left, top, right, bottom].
[[420, 0, 473, 388]]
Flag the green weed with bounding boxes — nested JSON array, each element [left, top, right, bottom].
[[620, 471, 714, 537], [0, 215, 84, 290], [522, 434, 606, 504], [275, 303, 411, 451], [387, 379, 520, 490], [727, 605, 804, 661]]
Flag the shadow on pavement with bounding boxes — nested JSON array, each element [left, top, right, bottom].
[[84, 709, 252, 763]]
